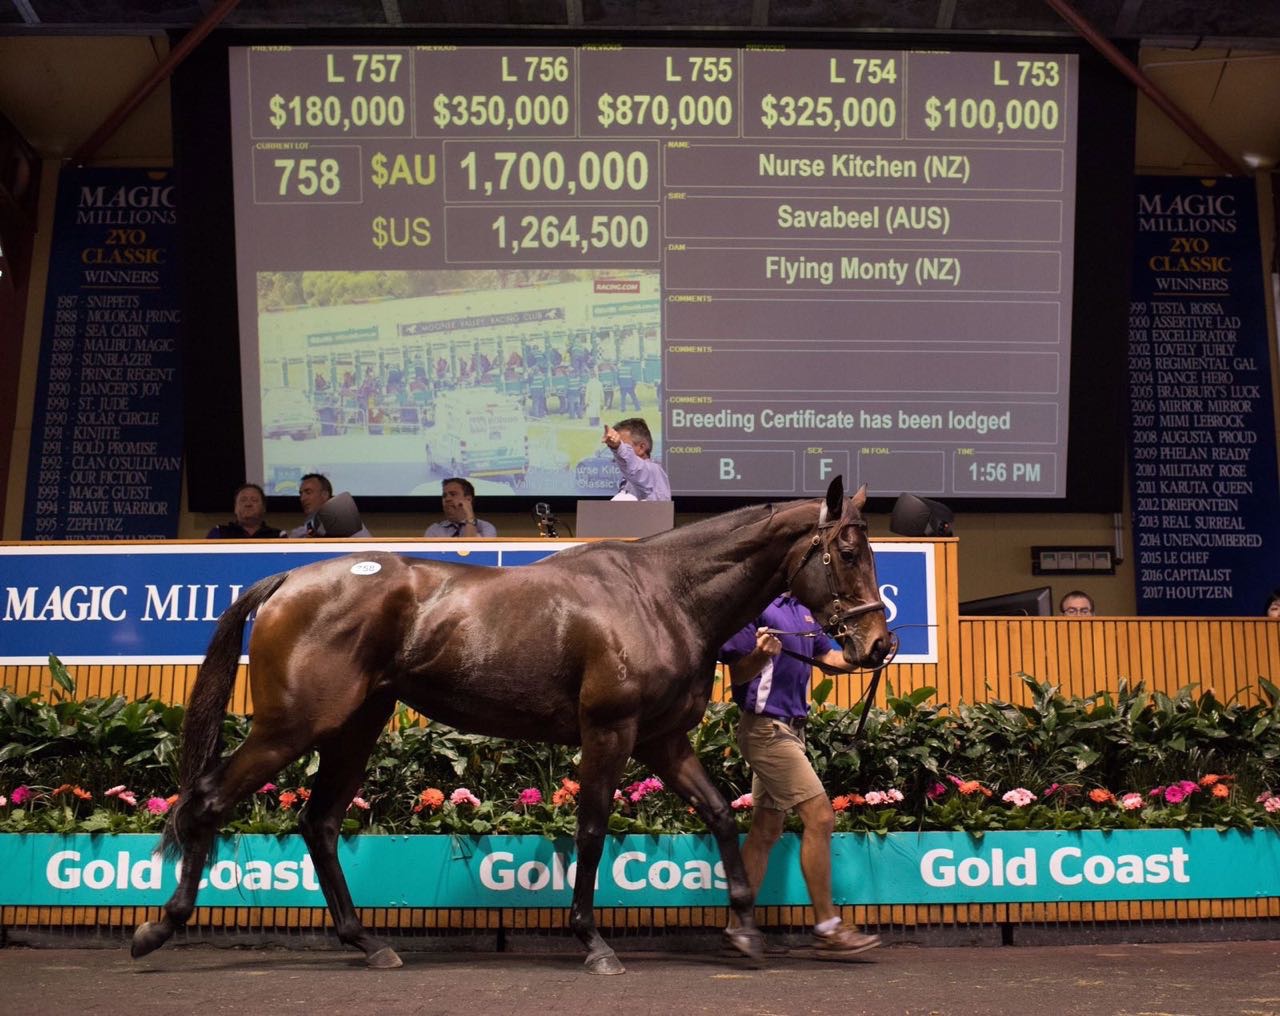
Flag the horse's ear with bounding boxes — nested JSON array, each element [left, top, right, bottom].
[[850, 483, 869, 513], [825, 475, 845, 519]]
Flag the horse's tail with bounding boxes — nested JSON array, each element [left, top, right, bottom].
[[161, 571, 289, 859]]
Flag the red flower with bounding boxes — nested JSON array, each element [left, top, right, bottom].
[[552, 787, 575, 806], [413, 787, 445, 813]]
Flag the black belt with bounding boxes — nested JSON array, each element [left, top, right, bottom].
[[771, 715, 807, 731]]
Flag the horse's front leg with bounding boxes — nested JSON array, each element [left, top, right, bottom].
[[572, 720, 637, 975], [634, 734, 764, 961]]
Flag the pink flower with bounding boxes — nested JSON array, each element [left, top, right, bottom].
[[1149, 787, 1165, 797], [1258, 791, 1274, 804], [257, 783, 277, 793], [517, 788, 543, 806], [885, 788, 904, 803], [10, 785, 31, 806], [613, 789, 623, 801], [730, 793, 753, 810], [1177, 780, 1198, 795], [106, 785, 138, 807], [624, 777, 665, 802], [1043, 783, 1061, 798], [0, 795, 6, 807], [349, 796, 370, 810], [1002, 788, 1036, 808], [450, 788, 481, 807], [1266, 797, 1280, 814], [1164, 785, 1186, 804], [1120, 793, 1144, 810], [865, 791, 886, 806], [145, 796, 170, 815], [926, 782, 947, 800]]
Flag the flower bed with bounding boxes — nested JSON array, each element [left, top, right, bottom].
[[4, 660, 1280, 835]]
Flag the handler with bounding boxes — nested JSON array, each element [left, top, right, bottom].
[[719, 593, 881, 957]]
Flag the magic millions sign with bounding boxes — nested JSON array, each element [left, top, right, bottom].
[[0, 541, 938, 665]]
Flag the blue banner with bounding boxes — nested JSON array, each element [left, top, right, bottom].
[[22, 167, 184, 541], [0, 541, 937, 664], [3, 829, 1274, 907], [1128, 177, 1280, 614]]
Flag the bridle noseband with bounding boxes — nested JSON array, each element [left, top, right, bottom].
[[783, 502, 888, 643], [773, 500, 900, 742]]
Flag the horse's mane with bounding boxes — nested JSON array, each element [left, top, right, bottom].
[[636, 496, 817, 548]]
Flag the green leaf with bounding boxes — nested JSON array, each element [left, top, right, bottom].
[[811, 678, 833, 707], [47, 654, 76, 698]]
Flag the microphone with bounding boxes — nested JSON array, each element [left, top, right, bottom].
[[532, 502, 560, 538]]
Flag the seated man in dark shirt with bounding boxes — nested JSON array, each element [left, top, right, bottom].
[[206, 483, 282, 539]]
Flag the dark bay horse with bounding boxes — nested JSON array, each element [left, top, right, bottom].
[[131, 477, 892, 972]]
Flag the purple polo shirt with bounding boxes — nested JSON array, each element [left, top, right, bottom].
[[718, 595, 840, 720]]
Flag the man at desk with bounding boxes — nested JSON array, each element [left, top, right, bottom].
[[206, 483, 281, 539], [602, 417, 671, 502], [286, 473, 372, 538], [424, 477, 498, 538]]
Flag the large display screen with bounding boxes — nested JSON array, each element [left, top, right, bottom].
[[225, 43, 1081, 502]]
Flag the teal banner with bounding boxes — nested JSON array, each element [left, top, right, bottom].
[[3, 830, 1278, 907]]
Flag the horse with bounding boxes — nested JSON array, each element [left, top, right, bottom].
[[131, 476, 893, 972]]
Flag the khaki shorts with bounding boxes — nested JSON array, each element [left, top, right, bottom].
[[737, 711, 826, 813]]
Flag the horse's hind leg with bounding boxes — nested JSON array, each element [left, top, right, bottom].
[[296, 693, 399, 968], [571, 720, 637, 975], [634, 735, 764, 961], [132, 731, 305, 959]]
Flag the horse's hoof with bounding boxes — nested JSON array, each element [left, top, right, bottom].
[[584, 950, 626, 975], [130, 921, 168, 959], [722, 926, 765, 962], [366, 946, 403, 969]]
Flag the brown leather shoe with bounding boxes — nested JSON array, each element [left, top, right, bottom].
[[811, 925, 881, 957]]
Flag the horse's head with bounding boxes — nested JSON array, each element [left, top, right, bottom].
[[784, 476, 895, 671]]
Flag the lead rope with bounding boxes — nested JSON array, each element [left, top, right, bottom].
[[765, 623, 937, 740]]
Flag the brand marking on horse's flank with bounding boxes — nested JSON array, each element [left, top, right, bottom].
[[350, 561, 382, 576]]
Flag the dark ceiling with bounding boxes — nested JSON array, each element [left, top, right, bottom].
[[2, 0, 1279, 50]]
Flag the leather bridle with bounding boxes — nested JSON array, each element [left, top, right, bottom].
[[783, 502, 891, 645], [776, 501, 900, 740]]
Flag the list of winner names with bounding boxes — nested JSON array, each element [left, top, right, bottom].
[[240, 45, 1074, 496], [34, 291, 181, 537]]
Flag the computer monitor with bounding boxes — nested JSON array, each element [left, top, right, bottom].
[[958, 586, 1053, 617], [575, 500, 675, 539]]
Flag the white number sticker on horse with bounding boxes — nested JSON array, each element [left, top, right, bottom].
[[350, 561, 382, 576]]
